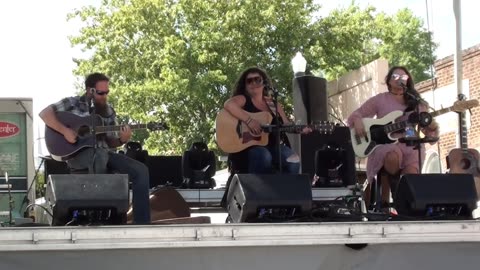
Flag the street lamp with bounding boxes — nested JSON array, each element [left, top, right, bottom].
[[291, 52, 306, 77], [291, 51, 328, 125]]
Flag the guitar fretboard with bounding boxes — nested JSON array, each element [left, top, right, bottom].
[[383, 106, 454, 134], [261, 123, 333, 134], [96, 124, 148, 133], [262, 124, 306, 133], [431, 107, 455, 118], [460, 111, 468, 150]]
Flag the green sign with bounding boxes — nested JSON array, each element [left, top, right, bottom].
[[0, 113, 28, 223], [0, 113, 27, 177]]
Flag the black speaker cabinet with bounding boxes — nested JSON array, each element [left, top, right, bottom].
[[293, 75, 328, 124], [226, 174, 312, 223], [146, 156, 183, 188], [300, 127, 355, 187], [45, 174, 129, 226], [394, 173, 478, 219]]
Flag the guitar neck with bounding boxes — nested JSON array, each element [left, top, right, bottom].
[[96, 124, 148, 133], [383, 106, 454, 134], [262, 124, 306, 133], [431, 106, 454, 118], [459, 111, 468, 149]]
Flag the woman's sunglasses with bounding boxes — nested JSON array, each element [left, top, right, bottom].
[[246, 76, 263, 85], [391, 73, 409, 81]]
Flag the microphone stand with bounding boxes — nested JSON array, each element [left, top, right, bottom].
[[89, 90, 98, 174], [402, 86, 432, 172], [269, 86, 283, 174], [5, 172, 13, 226]]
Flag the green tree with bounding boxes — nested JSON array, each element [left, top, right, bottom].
[[308, 5, 436, 82], [69, 0, 319, 155], [69, 0, 436, 156], [35, 170, 45, 198], [374, 8, 437, 82]]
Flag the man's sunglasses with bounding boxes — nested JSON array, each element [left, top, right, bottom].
[[91, 88, 110, 96], [246, 76, 263, 85]]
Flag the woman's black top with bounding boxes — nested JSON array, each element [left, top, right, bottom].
[[228, 94, 288, 173]]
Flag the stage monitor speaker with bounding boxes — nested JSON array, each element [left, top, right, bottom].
[[45, 174, 129, 226], [293, 75, 327, 124], [226, 174, 312, 223], [146, 156, 183, 188], [300, 127, 355, 187], [394, 173, 478, 219]]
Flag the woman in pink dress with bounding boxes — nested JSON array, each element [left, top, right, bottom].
[[347, 66, 439, 208]]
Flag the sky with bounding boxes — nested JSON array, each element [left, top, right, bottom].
[[0, 0, 478, 159]]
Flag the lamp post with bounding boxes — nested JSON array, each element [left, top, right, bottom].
[[291, 52, 307, 77], [290, 52, 329, 178], [291, 52, 328, 125]]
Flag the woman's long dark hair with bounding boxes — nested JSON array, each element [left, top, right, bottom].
[[385, 66, 426, 111], [231, 67, 272, 97]]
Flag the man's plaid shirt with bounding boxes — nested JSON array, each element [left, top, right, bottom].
[[51, 95, 118, 149]]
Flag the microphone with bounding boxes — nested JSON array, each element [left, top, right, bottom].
[[88, 88, 96, 108], [264, 82, 271, 90], [264, 82, 278, 96]]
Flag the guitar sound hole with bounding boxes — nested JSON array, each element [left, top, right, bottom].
[[461, 159, 472, 170], [77, 126, 91, 137]]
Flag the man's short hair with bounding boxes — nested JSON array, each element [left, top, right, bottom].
[[85, 73, 110, 90]]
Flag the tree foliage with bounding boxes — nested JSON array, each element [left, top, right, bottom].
[[69, 0, 437, 155], [309, 5, 436, 82]]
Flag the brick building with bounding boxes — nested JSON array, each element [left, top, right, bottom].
[[417, 44, 480, 172]]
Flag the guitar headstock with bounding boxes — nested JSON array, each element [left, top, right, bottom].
[[147, 122, 168, 131], [452, 99, 479, 112], [311, 121, 335, 134]]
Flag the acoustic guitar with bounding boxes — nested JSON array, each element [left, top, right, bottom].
[[215, 109, 334, 153], [45, 111, 167, 161], [447, 95, 480, 194]]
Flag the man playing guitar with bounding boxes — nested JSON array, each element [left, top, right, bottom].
[[39, 72, 151, 225]]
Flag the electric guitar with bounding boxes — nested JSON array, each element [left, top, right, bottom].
[[351, 99, 479, 157], [45, 111, 168, 161], [447, 95, 480, 194], [215, 109, 335, 153]]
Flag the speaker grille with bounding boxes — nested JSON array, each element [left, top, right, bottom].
[[45, 174, 129, 225], [226, 174, 312, 223], [394, 173, 478, 219]]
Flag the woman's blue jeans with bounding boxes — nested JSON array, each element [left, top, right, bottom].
[[247, 145, 300, 174]]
